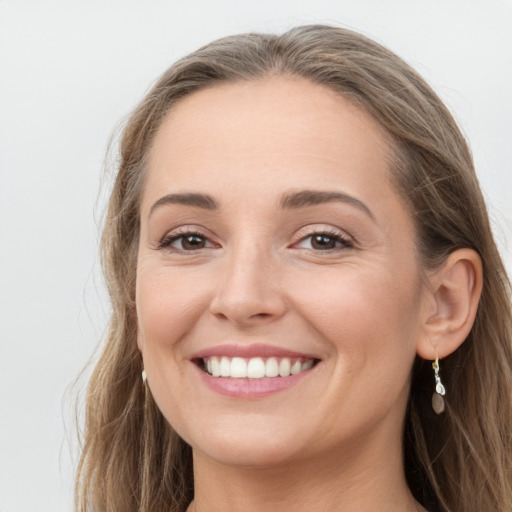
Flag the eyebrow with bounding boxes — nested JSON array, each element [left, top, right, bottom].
[[280, 190, 375, 220], [149, 189, 374, 220], [149, 193, 218, 216]]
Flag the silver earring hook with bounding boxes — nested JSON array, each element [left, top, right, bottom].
[[431, 356, 446, 414]]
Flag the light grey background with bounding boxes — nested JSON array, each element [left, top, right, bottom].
[[0, 1, 510, 511]]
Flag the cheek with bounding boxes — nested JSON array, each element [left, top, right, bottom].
[[287, 263, 421, 368], [135, 264, 208, 355], [135, 265, 210, 431]]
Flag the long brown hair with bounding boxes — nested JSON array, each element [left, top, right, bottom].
[[76, 25, 512, 512]]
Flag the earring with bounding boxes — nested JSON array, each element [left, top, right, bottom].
[[431, 357, 446, 414], [142, 369, 147, 385]]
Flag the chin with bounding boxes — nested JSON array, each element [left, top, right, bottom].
[[177, 418, 310, 468], [196, 440, 302, 468]]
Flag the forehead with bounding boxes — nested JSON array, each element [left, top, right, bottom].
[[149, 76, 393, 160], [143, 76, 399, 217]]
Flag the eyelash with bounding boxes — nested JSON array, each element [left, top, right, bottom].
[[157, 227, 354, 254], [294, 230, 354, 251], [157, 230, 215, 251]]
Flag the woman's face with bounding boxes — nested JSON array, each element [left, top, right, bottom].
[[136, 77, 427, 467]]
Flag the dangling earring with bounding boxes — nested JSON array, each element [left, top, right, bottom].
[[431, 357, 446, 414], [142, 369, 147, 385]]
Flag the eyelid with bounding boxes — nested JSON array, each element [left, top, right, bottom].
[[156, 225, 220, 251], [290, 225, 355, 250], [153, 224, 354, 252]]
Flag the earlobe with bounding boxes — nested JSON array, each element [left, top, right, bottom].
[[135, 310, 146, 354], [416, 248, 483, 360], [137, 330, 145, 354]]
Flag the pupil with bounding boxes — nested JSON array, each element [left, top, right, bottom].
[[312, 235, 335, 249], [183, 235, 205, 249]]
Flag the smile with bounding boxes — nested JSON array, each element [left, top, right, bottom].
[[201, 356, 316, 379]]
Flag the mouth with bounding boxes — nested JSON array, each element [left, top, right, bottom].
[[195, 356, 319, 379]]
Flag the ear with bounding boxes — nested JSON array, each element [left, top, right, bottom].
[[137, 329, 145, 354], [134, 308, 146, 354], [416, 248, 483, 360]]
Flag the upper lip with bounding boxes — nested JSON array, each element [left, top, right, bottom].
[[191, 343, 320, 360]]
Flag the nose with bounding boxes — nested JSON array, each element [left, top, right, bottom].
[[209, 240, 287, 327]]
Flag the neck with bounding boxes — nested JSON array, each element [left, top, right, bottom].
[[190, 427, 425, 512]]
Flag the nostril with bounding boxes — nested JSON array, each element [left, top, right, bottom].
[[209, 278, 287, 325]]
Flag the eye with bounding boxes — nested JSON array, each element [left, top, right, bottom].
[[295, 231, 353, 251], [158, 231, 216, 251]]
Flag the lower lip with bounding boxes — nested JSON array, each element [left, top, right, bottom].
[[194, 364, 314, 398]]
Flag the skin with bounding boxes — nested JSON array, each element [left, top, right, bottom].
[[135, 76, 478, 511]]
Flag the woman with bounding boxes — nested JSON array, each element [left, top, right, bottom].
[[76, 25, 512, 512]]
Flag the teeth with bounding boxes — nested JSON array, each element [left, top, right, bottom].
[[220, 356, 230, 377], [203, 356, 315, 379], [279, 358, 291, 377], [211, 357, 221, 377], [231, 357, 247, 378], [247, 357, 266, 378], [290, 360, 302, 375], [265, 357, 279, 377], [301, 359, 314, 371]]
